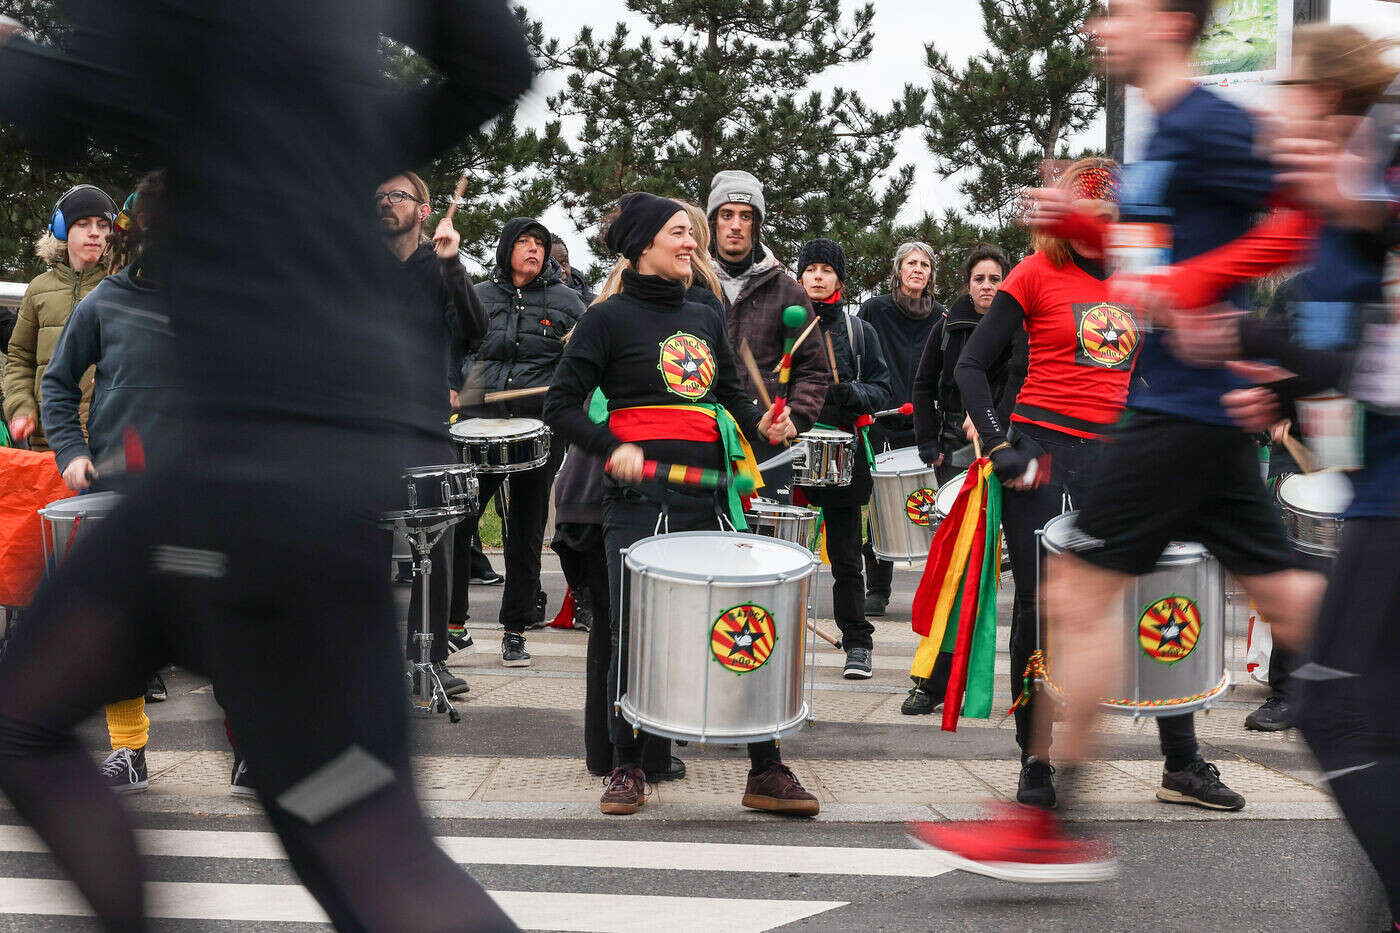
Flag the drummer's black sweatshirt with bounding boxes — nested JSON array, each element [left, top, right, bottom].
[[543, 271, 761, 471]]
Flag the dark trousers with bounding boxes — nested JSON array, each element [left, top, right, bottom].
[[1297, 518, 1400, 922], [0, 476, 511, 931], [404, 529, 454, 663], [450, 442, 566, 632], [602, 484, 779, 769], [446, 525, 499, 625], [820, 504, 873, 651]]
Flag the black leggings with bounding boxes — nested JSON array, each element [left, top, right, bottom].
[[0, 476, 513, 932], [1001, 423, 1199, 768], [1297, 518, 1400, 923], [602, 484, 779, 770]]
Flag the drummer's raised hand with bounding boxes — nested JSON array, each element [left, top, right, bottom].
[[606, 443, 646, 484], [61, 456, 97, 492], [433, 217, 461, 260], [757, 405, 797, 447]]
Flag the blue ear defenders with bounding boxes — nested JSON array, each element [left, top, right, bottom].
[[49, 184, 117, 241]]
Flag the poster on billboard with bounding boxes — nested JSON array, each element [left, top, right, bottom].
[[1124, 0, 1295, 160]]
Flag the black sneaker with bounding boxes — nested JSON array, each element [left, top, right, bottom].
[[145, 674, 168, 703], [100, 747, 149, 795], [645, 755, 686, 783], [433, 662, 469, 697], [1157, 759, 1246, 811], [843, 647, 873, 679], [864, 593, 887, 617], [501, 632, 531, 668], [1017, 757, 1057, 809], [229, 757, 256, 798], [446, 624, 474, 654], [901, 682, 938, 715], [1244, 695, 1293, 732], [470, 570, 504, 586]]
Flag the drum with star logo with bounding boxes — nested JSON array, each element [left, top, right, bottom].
[[1038, 511, 1228, 716], [619, 531, 818, 742]]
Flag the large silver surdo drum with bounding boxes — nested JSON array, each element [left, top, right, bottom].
[[39, 491, 124, 569], [868, 447, 940, 562], [1039, 511, 1228, 716], [744, 499, 820, 546], [449, 417, 550, 473], [1276, 471, 1352, 557], [619, 532, 818, 743]]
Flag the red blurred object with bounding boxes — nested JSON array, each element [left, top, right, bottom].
[[0, 449, 75, 605], [908, 804, 1116, 884], [548, 588, 576, 629]]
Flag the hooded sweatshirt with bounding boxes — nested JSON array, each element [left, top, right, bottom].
[[42, 261, 179, 474], [466, 217, 587, 417]]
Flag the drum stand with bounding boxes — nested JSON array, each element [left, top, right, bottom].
[[393, 515, 464, 724]]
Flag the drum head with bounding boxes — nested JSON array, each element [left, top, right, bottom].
[[1041, 511, 1079, 554], [449, 417, 545, 440], [933, 471, 966, 518], [40, 491, 124, 520], [872, 446, 929, 476], [1278, 471, 1353, 516], [626, 532, 816, 581], [403, 463, 475, 480], [803, 428, 852, 442]]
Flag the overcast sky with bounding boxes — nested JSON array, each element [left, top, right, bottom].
[[514, 0, 1398, 263]]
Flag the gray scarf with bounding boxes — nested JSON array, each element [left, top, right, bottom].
[[892, 287, 935, 321]]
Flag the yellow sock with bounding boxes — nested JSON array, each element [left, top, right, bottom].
[[105, 697, 149, 751]]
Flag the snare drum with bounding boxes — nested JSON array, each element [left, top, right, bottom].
[[450, 417, 550, 473], [1039, 511, 1228, 716], [39, 491, 124, 569], [868, 447, 940, 561], [793, 428, 854, 487], [380, 464, 479, 531], [1276, 471, 1352, 557], [744, 499, 820, 546], [619, 531, 818, 743]]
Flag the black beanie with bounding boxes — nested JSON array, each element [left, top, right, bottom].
[[606, 192, 683, 265], [55, 185, 116, 237], [797, 238, 847, 284]]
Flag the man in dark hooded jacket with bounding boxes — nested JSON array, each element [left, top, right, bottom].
[[459, 216, 586, 666]]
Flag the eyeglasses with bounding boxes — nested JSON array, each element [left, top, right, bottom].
[[375, 190, 423, 205]]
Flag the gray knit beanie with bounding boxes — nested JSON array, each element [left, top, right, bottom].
[[706, 170, 766, 222]]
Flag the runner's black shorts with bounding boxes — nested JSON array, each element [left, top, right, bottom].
[[1072, 410, 1299, 577]]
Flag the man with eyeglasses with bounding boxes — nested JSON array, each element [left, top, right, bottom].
[[376, 170, 487, 697]]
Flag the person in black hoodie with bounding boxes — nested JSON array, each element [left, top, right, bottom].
[[793, 239, 893, 680], [461, 216, 587, 666], [858, 240, 946, 616], [911, 244, 1021, 483], [543, 191, 816, 818]]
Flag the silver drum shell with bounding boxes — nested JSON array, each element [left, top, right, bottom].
[[619, 532, 817, 743], [1276, 473, 1350, 557], [450, 419, 550, 473], [38, 491, 124, 568], [793, 430, 854, 486], [744, 501, 820, 546], [868, 447, 940, 561], [1040, 512, 1228, 716]]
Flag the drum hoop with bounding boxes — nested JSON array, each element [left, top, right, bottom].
[[403, 463, 477, 479], [449, 419, 549, 442], [623, 531, 818, 583]]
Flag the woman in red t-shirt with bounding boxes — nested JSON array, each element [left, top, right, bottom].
[[953, 157, 1144, 807]]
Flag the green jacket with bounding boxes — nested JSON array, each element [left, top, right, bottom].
[[2, 262, 104, 451]]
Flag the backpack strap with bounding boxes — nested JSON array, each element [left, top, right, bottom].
[[843, 308, 864, 381]]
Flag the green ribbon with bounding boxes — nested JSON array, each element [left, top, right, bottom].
[[587, 388, 609, 425], [706, 402, 749, 531]]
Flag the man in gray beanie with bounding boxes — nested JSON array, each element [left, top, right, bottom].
[[706, 169, 828, 499]]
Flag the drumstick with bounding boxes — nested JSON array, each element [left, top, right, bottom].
[[738, 339, 774, 409], [871, 403, 914, 419], [443, 172, 469, 222], [604, 456, 758, 495], [1281, 432, 1319, 474], [771, 316, 822, 372], [456, 385, 551, 407], [806, 620, 842, 649], [769, 306, 809, 424], [824, 332, 840, 385]]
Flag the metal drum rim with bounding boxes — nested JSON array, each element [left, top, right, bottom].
[[449, 418, 549, 440], [1041, 511, 1207, 566], [38, 491, 125, 520], [622, 530, 819, 582], [403, 462, 478, 478], [462, 455, 549, 474], [617, 696, 810, 743]]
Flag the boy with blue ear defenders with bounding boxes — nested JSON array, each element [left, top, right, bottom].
[[3, 183, 115, 451]]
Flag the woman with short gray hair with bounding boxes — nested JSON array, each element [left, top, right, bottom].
[[857, 240, 945, 618]]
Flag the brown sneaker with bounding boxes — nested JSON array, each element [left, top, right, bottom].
[[599, 765, 647, 815], [741, 760, 819, 816]]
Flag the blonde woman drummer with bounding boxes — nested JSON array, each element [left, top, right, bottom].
[[542, 192, 818, 817]]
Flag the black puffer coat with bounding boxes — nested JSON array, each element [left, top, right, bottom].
[[466, 218, 587, 418]]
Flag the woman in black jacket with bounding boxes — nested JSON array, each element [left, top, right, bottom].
[[911, 244, 1022, 483], [543, 192, 816, 818]]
